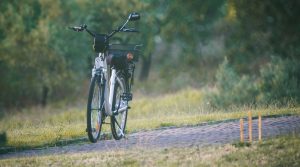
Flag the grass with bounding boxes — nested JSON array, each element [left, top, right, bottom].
[[1, 135, 299, 166], [0, 88, 299, 150]]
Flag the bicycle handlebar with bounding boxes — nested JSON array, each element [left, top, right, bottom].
[[68, 13, 140, 39]]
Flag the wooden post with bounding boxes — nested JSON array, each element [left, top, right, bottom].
[[248, 111, 252, 143], [258, 112, 262, 142], [240, 118, 244, 142]]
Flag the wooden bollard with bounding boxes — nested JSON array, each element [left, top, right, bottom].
[[240, 118, 244, 142], [258, 112, 262, 142], [248, 111, 252, 143]]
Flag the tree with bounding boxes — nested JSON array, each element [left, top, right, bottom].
[[0, 0, 90, 107], [226, 0, 300, 73]]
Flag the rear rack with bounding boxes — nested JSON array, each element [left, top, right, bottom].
[[108, 44, 143, 62]]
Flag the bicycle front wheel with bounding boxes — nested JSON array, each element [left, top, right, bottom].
[[87, 76, 104, 143], [111, 74, 128, 140]]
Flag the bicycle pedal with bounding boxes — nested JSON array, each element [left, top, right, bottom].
[[121, 93, 132, 101]]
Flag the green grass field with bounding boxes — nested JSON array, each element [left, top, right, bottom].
[[1, 135, 299, 166], [0, 88, 299, 150]]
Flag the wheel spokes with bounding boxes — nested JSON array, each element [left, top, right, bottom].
[[91, 83, 103, 137]]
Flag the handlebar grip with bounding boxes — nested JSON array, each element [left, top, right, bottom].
[[68, 26, 82, 32], [68, 24, 87, 32]]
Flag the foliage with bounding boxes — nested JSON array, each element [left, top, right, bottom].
[[226, 0, 300, 73], [232, 0, 300, 59], [209, 0, 300, 107], [208, 57, 300, 108], [258, 57, 300, 104], [208, 58, 258, 108], [1, 0, 300, 109], [0, 1, 90, 108]]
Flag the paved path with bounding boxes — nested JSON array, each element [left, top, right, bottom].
[[1, 116, 300, 159]]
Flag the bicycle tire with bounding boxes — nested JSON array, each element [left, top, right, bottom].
[[110, 74, 128, 140], [87, 75, 104, 143]]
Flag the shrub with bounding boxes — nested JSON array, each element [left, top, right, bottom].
[[257, 57, 300, 104], [207, 58, 258, 108], [207, 57, 300, 108]]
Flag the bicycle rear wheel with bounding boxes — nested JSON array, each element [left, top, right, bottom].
[[110, 74, 128, 140], [87, 76, 105, 143]]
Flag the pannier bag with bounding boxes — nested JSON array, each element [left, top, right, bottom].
[[107, 44, 141, 69]]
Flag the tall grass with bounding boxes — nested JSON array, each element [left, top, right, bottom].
[[0, 106, 86, 148], [128, 88, 299, 131]]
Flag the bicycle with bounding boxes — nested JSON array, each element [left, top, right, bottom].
[[69, 12, 141, 143]]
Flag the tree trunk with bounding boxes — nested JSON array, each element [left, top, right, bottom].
[[139, 53, 152, 81], [41, 85, 49, 107]]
